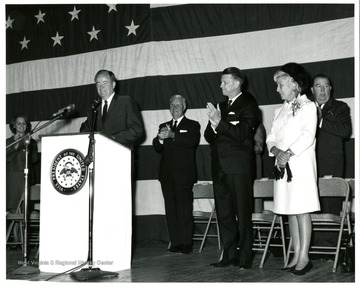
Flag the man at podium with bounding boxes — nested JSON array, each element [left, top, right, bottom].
[[80, 69, 144, 148]]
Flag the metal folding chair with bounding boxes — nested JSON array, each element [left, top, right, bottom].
[[252, 179, 287, 268], [192, 182, 221, 253], [286, 177, 352, 272]]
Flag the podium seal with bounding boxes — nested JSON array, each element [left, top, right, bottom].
[[50, 149, 88, 195]]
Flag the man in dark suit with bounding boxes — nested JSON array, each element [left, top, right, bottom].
[[312, 74, 352, 205], [311, 74, 352, 248], [205, 67, 259, 269], [312, 74, 352, 182], [80, 69, 144, 149], [153, 95, 200, 254]]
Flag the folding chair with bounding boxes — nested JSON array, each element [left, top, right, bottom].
[[6, 184, 41, 255], [285, 177, 352, 272], [192, 182, 221, 253], [345, 178, 355, 230], [252, 179, 287, 268]]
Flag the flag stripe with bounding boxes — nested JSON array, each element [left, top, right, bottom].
[[7, 97, 355, 147], [6, 57, 354, 123], [6, 17, 354, 95], [151, 3, 354, 41]]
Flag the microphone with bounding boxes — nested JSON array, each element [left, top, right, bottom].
[[53, 104, 75, 117], [91, 98, 101, 110]]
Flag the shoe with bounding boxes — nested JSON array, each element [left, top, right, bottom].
[[210, 258, 239, 268], [181, 245, 193, 254], [167, 245, 182, 253], [280, 265, 296, 271], [291, 261, 313, 275]]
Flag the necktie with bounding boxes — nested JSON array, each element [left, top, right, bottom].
[[316, 102, 323, 124], [102, 100, 108, 123], [172, 120, 178, 131], [228, 100, 232, 109]]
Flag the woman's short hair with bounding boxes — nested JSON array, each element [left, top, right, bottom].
[[10, 114, 32, 134]]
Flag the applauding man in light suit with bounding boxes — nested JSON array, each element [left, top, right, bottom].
[[153, 95, 201, 254], [205, 67, 259, 269]]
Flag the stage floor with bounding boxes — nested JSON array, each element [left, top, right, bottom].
[[5, 242, 355, 283]]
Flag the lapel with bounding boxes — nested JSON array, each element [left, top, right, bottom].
[[100, 94, 119, 125], [322, 98, 333, 116], [221, 94, 242, 118], [177, 117, 186, 130], [106, 94, 118, 117], [229, 94, 242, 111]]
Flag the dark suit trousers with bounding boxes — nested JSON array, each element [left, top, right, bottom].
[[213, 170, 254, 264], [161, 180, 194, 247]]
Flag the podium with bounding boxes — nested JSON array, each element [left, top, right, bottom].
[[39, 133, 132, 273]]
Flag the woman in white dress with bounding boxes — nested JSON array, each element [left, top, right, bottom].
[[266, 63, 320, 275]]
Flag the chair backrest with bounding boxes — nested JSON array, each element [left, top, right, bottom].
[[318, 177, 349, 198], [253, 179, 274, 199], [318, 177, 350, 216], [30, 184, 41, 201], [345, 178, 355, 198], [193, 183, 214, 199]]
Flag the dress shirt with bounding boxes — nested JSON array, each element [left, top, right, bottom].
[[102, 92, 115, 114]]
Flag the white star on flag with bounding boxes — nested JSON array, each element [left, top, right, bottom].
[[6, 16, 14, 29], [125, 20, 140, 36], [51, 31, 64, 46], [35, 10, 46, 24], [68, 6, 81, 21], [107, 4, 117, 13], [88, 26, 101, 41], [20, 36, 30, 50]]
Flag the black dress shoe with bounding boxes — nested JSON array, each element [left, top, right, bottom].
[[167, 245, 182, 253], [181, 245, 193, 254], [210, 258, 238, 268], [291, 261, 313, 275]]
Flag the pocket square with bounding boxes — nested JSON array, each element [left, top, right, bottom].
[[179, 129, 188, 133], [228, 111, 235, 115], [230, 121, 239, 125]]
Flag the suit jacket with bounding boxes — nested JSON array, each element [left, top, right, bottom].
[[80, 94, 144, 148], [316, 98, 352, 177], [204, 91, 259, 175], [153, 117, 200, 183]]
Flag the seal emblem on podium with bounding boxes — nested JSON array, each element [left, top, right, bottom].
[[50, 148, 88, 195]]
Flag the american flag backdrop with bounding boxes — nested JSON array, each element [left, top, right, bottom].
[[5, 3, 356, 229]]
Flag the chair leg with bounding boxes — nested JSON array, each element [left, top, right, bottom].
[[259, 215, 277, 268], [285, 236, 292, 266], [199, 211, 214, 253], [279, 216, 287, 266], [6, 221, 16, 242], [216, 219, 221, 250], [332, 216, 351, 272], [6, 221, 24, 246], [35, 246, 40, 259]]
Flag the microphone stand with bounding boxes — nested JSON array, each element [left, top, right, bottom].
[[7, 112, 68, 275], [70, 105, 118, 281]]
